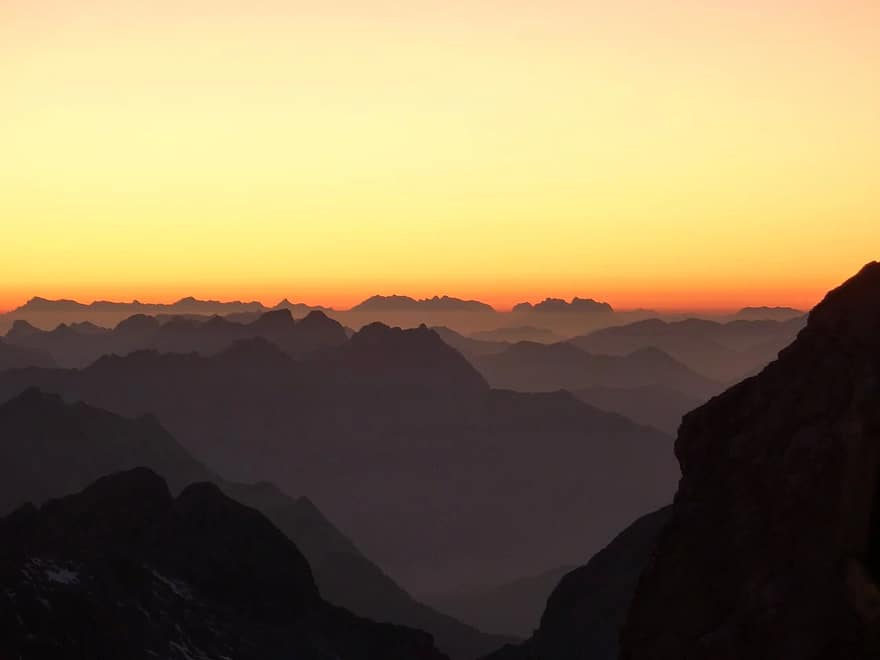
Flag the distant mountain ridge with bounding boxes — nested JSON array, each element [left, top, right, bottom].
[[512, 297, 613, 313], [473, 341, 721, 400], [4, 308, 348, 368], [351, 295, 495, 312]]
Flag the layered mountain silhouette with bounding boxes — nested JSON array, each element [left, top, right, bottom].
[[0, 323, 677, 594], [620, 262, 880, 659], [4, 309, 348, 368], [0, 468, 447, 660], [483, 506, 672, 660], [473, 341, 720, 400], [570, 316, 804, 383], [0, 389, 509, 659], [351, 295, 495, 313]]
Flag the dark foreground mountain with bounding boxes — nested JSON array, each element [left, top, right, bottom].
[[570, 316, 804, 383], [0, 324, 678, 595], [4, 308, 348, 367], [482, 506, 672, 660], [620, 262, 880, 659], [0, 468, 446, 660], [0, 389, 509, 659], [473, 341, 720, 400]]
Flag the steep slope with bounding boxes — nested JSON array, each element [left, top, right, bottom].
[[0, 469, 446, 660], [0, 389, 508, 659], [482, 507, 672, 660], [621, 262, 880, 659], [474, 341, 719, 400], [0, 324, 678, 595]]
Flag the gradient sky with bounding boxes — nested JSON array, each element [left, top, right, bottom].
[[2, 0, 878, 312]]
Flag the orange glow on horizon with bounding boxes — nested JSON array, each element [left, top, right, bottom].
[[2, 1, 878, 313]]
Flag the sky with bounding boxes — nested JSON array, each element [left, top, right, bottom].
[[2, 0, 878, 312]]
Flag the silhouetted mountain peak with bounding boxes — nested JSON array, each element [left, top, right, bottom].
[[7, 319, 39, 339], [115, 313, 161, 335], [806, 260, 880, 340], [251, 308, 296, 332]]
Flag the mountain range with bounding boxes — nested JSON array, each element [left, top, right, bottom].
[[4, 308, 348, 368], [0, 323, 678, 595]]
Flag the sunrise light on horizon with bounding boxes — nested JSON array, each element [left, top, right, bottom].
[[3, 0, 878, 313]]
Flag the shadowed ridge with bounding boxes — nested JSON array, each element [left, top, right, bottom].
[[6, 319, 40, 340], [250, 307, 295, 332]]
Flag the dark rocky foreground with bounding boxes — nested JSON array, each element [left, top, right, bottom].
[[621, 261, 880, 659], [0, 468, 447, 660]]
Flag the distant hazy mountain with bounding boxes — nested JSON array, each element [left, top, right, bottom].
[[432, 326, 510, 358], [351, 295, 495, 313], [0, 324, 678, 595], [735, 305, 804, 320], [4, 309, 348, 368], [0, 389, 508, 659], [470, 326, 562, 344], [473, 341, 720, 400], [0, 468, 446, 660], [428, 565, 575, 638], [0, 338, 55, 371], [572, 385, 704, 435], [482, 507, 672, 660], [512, 297, 613, 313], [569, 316, 804, 383], [11, 295, 270, 315], [621, 263, 880, 659]]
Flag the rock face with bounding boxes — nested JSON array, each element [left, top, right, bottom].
[[620, 261, 880, 659], [0, 469, 447, 660], [481, 507, 671, 660]]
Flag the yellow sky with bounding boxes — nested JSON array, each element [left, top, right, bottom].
[[1, 0, 878, 312]]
